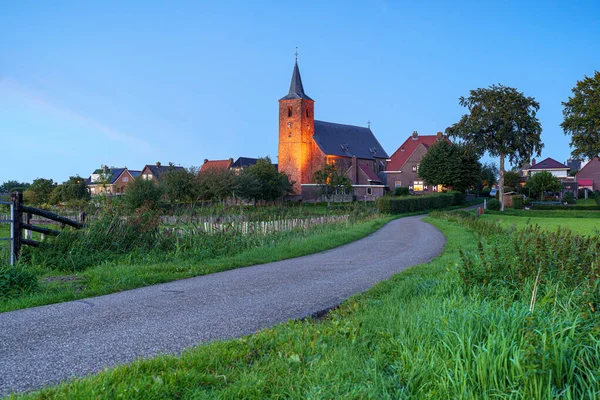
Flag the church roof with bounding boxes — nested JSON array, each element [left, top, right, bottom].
[[313, 120, 389, 160], [280, 60, 313, 101]]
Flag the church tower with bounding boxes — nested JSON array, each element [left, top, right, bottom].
[[278, 58, 316, 194]]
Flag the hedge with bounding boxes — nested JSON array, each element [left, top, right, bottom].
[[530, 205, 600, 211], [377, 192, 465, 214]]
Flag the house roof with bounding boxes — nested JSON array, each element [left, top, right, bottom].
[[231, 157, 258, 169], [144, 164, 184, 180], [129, 170, 141, 178], [576, 157, 600, 179], [526, 157, 569, 170], [312, 120, 388, 160], [279, 60, 313, 101], [358, 164, 381, 182], [200, 159, 233, 173], [387, 134, 446, 171], [88, 167, 127, 185]]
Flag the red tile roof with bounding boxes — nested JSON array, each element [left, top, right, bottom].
[[200, 159, 232, 172], [527, 157, 568, 170], [387, 134, 446, 171], [358, 164, 381, 182]]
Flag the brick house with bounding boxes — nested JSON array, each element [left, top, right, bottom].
[[199, 158, 233, 173], [277, 57, 388, 201], [384, 131, 448, 193], [576, 157, 600, 193], [87, 167, 135, 196], [140, 162, 184, 182]]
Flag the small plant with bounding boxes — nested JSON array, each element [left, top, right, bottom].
[[0, 264, 38, 299], [486, 198, 501, 210]]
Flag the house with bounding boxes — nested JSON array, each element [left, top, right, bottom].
[[199, 158, 233, 173], [87, 166, 135, 196], [384, 131, 448, 192], [522, 157, 570, 179], [230, 157, 258, 173], [566, 158, 583, 173], [277, 57, 388, 201], [140, 162, 184, 182], [576, 157, 600, 193]]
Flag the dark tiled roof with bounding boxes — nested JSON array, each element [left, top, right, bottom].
[[88, 167, 127, 185], [528, 157, 569, 170], [231, 157, 259, 168], [280, 61, 313, 101], [358, 164, 381, 182], [145, 165, 184, 180], [129, 170, 141, 178], [312, 120, 388, 160]]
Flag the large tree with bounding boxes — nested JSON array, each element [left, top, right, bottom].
[[561, 71, 600, 159], [418, 140, 481, 192], [51, 176, 90, 204], [479, 162, 499, 190], [237, 157, 293, 203], [161, 164, 197, 204], [446, 84, 543, 211], [312, 163, 352, 203], [526, 171, 561, 200], [24, 178, 56, 205]]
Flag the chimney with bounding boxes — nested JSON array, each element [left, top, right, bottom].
[[412, 131, 418, 140], [156, 161, 161, 167], [102, 165, 108, 174], [436, 131, 443, 140], [532, 159, 536, 166], [204, 159, 208, 164]]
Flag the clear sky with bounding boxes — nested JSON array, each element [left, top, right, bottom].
[[2, 0, 599, 183]]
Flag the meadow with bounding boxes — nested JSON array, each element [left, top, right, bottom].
[[481, 209, 600, 235], [12, 210, 600, 399]]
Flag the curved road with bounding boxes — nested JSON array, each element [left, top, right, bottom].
[[0, 216, 445, 396]]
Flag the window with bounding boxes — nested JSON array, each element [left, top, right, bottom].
[[288, 107, 292, 117], [424, 185, 428, 191], [412, 165, 419, 173], [409, 185, 413, 190], [123, 177, 129, 182], [401, 147, 405, 152], [432, 185, 438, 192], [306, 108, 309, 118], [394, 181, 402, 188], [288, 132, 292, 138], [414, 180, 424, 191], [367, 187, 373, 195]]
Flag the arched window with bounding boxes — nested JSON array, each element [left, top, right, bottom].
[[306, 108, 309, 118], [288, 107, 292, 117]]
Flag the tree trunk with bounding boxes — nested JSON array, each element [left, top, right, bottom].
[[499, 153, 505, 212]]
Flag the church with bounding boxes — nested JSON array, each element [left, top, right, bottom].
[[278, 58, 389, 201]]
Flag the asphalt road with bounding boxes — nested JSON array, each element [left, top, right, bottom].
[[0, 215, 445, 396]]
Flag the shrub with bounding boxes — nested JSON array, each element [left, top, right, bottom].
[[522, 197, 532, 207], [394, 186, 410, 196], [486, 198, 500, 211], [376, 192, 463, 214], [595, 190, 600, 206], [512, 195, 523, 209], [0, 264, 37, 299], [563, 191, 576, 204]]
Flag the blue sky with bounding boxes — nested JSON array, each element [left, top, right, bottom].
[[2, 0, 599, 183]]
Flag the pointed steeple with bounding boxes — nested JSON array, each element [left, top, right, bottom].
[[280, 59, 313, 101]]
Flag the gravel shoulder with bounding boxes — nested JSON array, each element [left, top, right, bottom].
[[0, 215, 445, 396]]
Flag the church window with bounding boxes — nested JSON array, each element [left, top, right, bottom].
[[306, 108, 309, 118], [288, 132, 292, 138], [288, 107, 292, 117]]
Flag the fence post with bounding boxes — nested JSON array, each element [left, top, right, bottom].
[[10, 192, 23, 262], [24, 212, 32, 240]]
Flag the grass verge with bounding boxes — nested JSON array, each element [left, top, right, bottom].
[[16, 215, 599, 399], [481, 213, 600, 234]]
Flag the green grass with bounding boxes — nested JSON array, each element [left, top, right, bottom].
[[573, 198, 598, 207], [0, 215, 396, 313], [481, 213, 600, 235], [14, 216, 600, 399]]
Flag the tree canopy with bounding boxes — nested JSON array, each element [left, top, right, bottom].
[[237, 157, 293, 203], [51, 176, 90, 204], [561, 71, 600, 159], [418, 140, 481, 192], [503, 171, 521, 189], [24, 178, 56, 205], [446, 84, 543, 210], [479, 162, 499, 189], [526, 171, 561, 200], [313, 163, 352, 202]]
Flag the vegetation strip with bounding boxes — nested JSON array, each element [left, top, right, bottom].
[[12, 212, 599, 399]]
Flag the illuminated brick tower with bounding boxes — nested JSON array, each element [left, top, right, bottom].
[[278, 56, 318, 194]]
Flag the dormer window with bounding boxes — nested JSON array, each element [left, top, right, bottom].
[[288, 107, 292, 118], [401, 147, 405, 152]]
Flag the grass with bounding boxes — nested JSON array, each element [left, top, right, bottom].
[[481, 212, 600, 235], [573, 198, 598, 207], [0, 214, 396, 313], [14, 216, 600, 399]]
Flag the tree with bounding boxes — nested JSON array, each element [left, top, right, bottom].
[[446, 84, 543, 211], [196, 168, 238, 203], [123, 177, 163, 212], [561, 71, 600, 159], [161, 165, 197, 204], [418, 140, 481, 192], [237, 157, 293, 203], [0, 180, 30, 193], [51, 176, 90, 204], [313, 163, 352, 203], [526, 171, 561, 200], [24, 178, 56, 205], [503, 171, 521, 189], [479, 162, 499, 190]]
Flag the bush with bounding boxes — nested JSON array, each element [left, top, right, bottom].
[[486, 198, 501, 211], [0, 264, 37, 299], [376, 192, 464, 214], [394, 186, 410, 196], [512, 195, 523, 209], [522, 197, 532, 207], [124, 177, 163, 212], [563, 191, 576, 204], [595, 190, 600, 206]]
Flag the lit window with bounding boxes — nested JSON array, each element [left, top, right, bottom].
[[394, 181, 402, 188], [367, 187, 373, 195], [412, 165, 420, 173], [414, 180, 424, 191], [433, 185, 438, 192], [288, 107, 292, 118], [123, 177, 129, 182], [409, 185, 413, 190]]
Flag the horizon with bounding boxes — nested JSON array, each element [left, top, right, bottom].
[[2, 1, 599, 183]]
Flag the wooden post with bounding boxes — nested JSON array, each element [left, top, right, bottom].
[[10, 192, 23, 262], [24, 212, 32, 240]]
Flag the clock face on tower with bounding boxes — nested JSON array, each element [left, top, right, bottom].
[[287, 122, 292, 128]]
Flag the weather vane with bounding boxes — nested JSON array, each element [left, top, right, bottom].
[[368, 120, 371, 129]]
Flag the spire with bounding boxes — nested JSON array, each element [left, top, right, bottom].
[[280, 51, 313, 101]]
